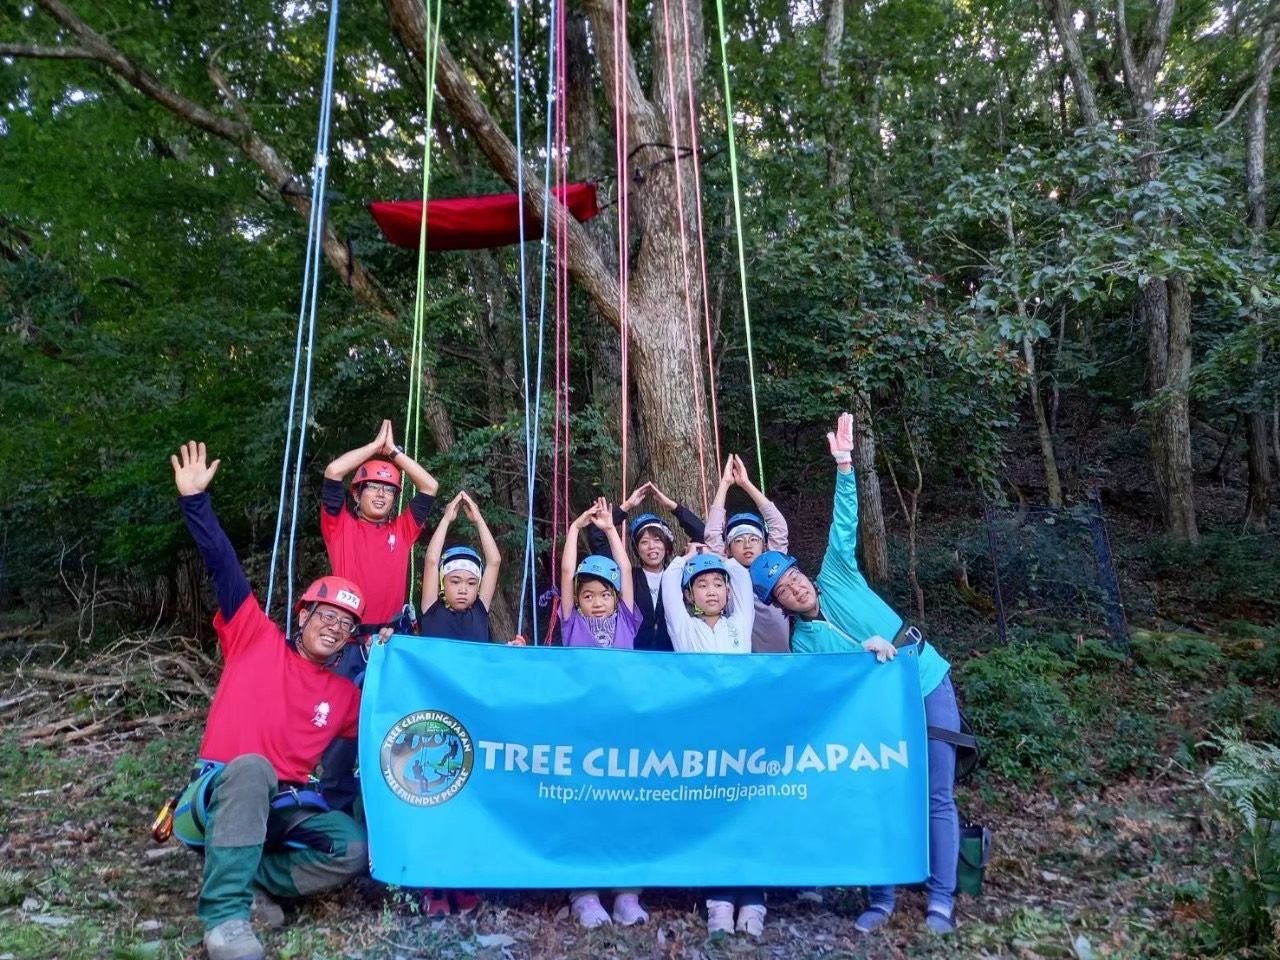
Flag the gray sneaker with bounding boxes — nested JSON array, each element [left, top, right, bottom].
[[203, 918, 264, 960], [250, 887, 285, 929]]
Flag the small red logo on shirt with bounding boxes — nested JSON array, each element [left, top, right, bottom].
[[388, 533, 397, 552], [312, 701, 331, 728]]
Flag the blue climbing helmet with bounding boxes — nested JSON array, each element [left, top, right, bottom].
[[629, 513, 673, 550], [750, 550, 799, 605], [725, 512, 767, 542], [682, 553, 729, 590], [574, 555, 622, 592], [440, 545, 483, 579]]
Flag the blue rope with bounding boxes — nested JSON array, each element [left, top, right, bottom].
[[513, 0, 533, 636], [521, 0, 559, 640], [265, 0, 342, 632]]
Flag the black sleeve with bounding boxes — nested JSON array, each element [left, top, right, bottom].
[[321, 477, 346, 517], [408, 492, 436, 525], [587, 506, 630, 557], [179, 493, 251, 617], [674, 504, 705, 543]]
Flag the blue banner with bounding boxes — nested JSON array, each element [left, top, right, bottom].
[[358, 637, 929, 888]]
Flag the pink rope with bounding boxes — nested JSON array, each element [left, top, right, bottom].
[[656, 0, 711, 514], [614, 0, 631, 501], [676, 0, 722, 469]]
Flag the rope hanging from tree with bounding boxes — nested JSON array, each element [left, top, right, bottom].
[[265, 0, 343, 629], [401, 0, 445, 610]]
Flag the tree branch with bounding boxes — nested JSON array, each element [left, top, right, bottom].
[[1041, 0, 1102, 126], [0, 42, 95, 60], [1114, 0, 1141, 96], [382, 0, 622, 330], [22, 0, 457, 452]]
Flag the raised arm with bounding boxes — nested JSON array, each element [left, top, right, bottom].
[[702, 457, 735, 551], [421, 492, 462, 611], [826, 411, 860, 563], [590, 497, 634, 611], [460, 493, 502, 609], [171, 441, 249, 618], [660, 547, 698, 648], [649, 482, 706, 543], [733, 454, 789, 552], [324, 420, 391, 481]]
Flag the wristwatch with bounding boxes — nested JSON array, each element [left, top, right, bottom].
[[391, 444, 406, 460]]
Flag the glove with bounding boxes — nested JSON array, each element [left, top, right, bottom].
[[862, 636, 896, 663], [827, 411, 857, 464]]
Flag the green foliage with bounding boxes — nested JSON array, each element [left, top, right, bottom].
[[956, 643, 1082, 785], [1200, 732, 1280, 954]]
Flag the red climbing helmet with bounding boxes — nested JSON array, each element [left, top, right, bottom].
[[354, 459, 402, 490], [296, 575, 365, 621]]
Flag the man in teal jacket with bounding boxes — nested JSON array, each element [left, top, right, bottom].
[[750, 412, 962, 935]]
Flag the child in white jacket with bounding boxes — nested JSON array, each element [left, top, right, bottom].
[[661, 545, 764, 936], [662, 545, 755, 654]]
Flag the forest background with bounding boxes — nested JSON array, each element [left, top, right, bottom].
[[2, 0, 1280, 957]]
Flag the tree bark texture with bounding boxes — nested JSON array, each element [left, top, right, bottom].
[[1024, 335, 1064, 508], [1142, 275, 1199, 542], [1243, 15, 1278, 530]]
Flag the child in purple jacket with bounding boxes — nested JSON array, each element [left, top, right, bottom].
[[559, 498, 642, 650]]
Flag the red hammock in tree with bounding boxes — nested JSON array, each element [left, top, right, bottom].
[[369, 183, 601, 252]]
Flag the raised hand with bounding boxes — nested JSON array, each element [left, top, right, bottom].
[[620, 482, 650, 511], [377, 419, 396, 456], [458, 490, 481, 522], [442, 491, 465, 522], [717, 455, 735, 490], [827, 411, 856, 461], [171, 441, 221, 496], [571, 503, 598, 530], [732, 454, 750, 486], [589, 497, 615, 530], [648, 482, 678, 511]]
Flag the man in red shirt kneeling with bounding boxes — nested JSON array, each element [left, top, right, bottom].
[[170, 441, 375, 960]]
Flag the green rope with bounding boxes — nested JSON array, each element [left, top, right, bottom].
[[404, 0, 444, 593], [706, 0, 762, 491]]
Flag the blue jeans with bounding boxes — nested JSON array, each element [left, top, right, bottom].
[[867, 673, 959, 914]]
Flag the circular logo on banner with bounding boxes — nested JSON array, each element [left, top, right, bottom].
[[380, 711, 475, 807]]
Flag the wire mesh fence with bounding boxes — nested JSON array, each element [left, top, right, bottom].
[[984, 493, 1128, 649]]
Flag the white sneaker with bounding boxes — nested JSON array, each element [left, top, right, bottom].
[[571, 893, 611, 928], [612, 892, 649, 926], [706, 899, 735, 936], [736, 903, 766, 937], [250, 887, 284, 930], [203, 918, 264, 960]]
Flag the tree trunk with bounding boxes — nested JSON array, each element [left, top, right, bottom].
[[584, 0, 717, 511], [565, 10, 637, 497], [1024, 335, 1063, 508], [1142, 275, 1199, 542], [387, 0, 715, 511], [1113, 0, 1198, 543], [821, 0, 889, 584], [1242, 15, 1278, 530], [1041, 0, 1102, 126]]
